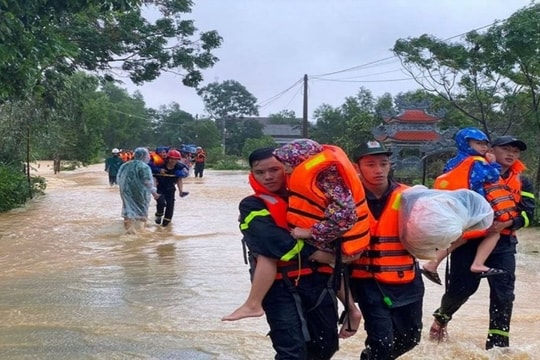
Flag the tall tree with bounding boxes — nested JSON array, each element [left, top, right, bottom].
[[393, 3, 540, 190], [101, 83, 152, 151], [152, 103, 195, 147], [197, 80, 259, 154], [483, 4, 540, 190], [179, 117, 221, 150], [226, 118, 264, 156], [0, 0, 223, 101], [268, 110, 301, 126], [311, 87, 380, 154]]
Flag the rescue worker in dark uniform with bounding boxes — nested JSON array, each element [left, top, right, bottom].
[[152, 149, 189, 227], [429, 135, 535, 350], [350, 140, 425, 360], [105, 148, 124, 186], [238, 147, 340, 360]]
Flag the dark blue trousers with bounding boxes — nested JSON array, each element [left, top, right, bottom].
[[155, 189, 176, 224], [262, 272, 339, 360], [433, 236, 516, 349], [357, 294, 423, 359]]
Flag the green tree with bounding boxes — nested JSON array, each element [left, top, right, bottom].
[[482, 4, 540, 189], [268, 110, 301, 126], [226, 118, 265, 156], [311, 87, 380, 153], [392, 3, 540, 189], [152, 103, 195, 147], [197, 80, 259, 154], [311, 104, 346, 145], [184, 118, 221, 150], [242, 136, 278, 160], [44, 72, 111, 163], [392, 23, 527, 138], [101, 83, 152, 151], [0, 0, 223, 101]]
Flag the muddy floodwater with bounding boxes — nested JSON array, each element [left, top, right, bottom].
[[1, 162, 539, 359]]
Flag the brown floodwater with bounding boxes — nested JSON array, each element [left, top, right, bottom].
[[0, 162, 539, 359]]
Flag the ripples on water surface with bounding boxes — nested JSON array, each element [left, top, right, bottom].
[[0, 163, 539, 359]]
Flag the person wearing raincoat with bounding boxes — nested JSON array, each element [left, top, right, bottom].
[[117, 147, 160, 234], [105, 148, 124, 186]]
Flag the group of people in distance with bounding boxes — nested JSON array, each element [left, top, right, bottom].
[[224, 128, 534, 359], [113, 145, 206, 234]]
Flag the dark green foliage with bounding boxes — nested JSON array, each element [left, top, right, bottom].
[[198, 80, 260, 155], [0, 0, 222, 101], [211, 156, 249, 171], [242, 136, 278, 160], [0, 163, 45, 211]]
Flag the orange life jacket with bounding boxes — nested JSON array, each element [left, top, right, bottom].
[[350, 184, 417, 284], [149, 152, 165, 167], [434, 156, 522, 237], [248, 173, 333, 281], [195, 150, 206, 163], [286, 145, 370, 257], [433, 156, 483, 190]]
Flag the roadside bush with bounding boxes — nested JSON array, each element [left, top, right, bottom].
[[0, 164, 47, 212], [212, 155, 249, 170]]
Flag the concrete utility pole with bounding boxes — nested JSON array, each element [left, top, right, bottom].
[[221, 118, 226, 155], [302, 74, 308, 138]]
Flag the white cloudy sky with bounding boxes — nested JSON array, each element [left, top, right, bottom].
[[121, 0, 532, 119]]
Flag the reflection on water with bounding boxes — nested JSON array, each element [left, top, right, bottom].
[[1, 163, 539, 359]]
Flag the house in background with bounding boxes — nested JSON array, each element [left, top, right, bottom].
[[372, 106, 457, 183], [252, 117, 302, 145], [262, 124, 302, 145], [373, 107, 446, 171]]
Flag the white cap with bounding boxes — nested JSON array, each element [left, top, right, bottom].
[[112, 148, 120, 154]]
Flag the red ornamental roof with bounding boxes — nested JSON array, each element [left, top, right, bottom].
[[381, 131, 441, 142], [386, 109, 440, 123]]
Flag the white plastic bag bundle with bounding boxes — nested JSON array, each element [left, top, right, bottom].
[[399, 185, 494, 260]]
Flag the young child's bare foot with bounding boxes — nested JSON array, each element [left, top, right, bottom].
[[339, 309, 362, 339], [421, 260, 442, 285], [221, 304, 264, 321], [422, 260, 437, 274], [470, 264, 490, 274]]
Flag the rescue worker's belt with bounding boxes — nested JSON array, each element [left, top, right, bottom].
[[361, 249, 410, 258], [352, 263, 415, 272], [275, 260, 333, 280]]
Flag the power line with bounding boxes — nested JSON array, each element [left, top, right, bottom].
[[109, 108, 199, 126], [310, 76, 417, 84], [310, 68, 406, 82], [109, 108, 151, 121], [258, 77, 304, 109], [311, 57, 396, 78], [282, 81, 304, 110], [310, 20, 504, 81]]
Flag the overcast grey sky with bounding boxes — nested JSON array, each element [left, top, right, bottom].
[[122, 0, 532, 119]]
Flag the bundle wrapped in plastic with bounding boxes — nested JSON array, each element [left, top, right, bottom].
[[399, 185, 494, 260]]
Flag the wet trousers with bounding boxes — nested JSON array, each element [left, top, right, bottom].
[[357, 297, 422, 359], [262, 272, 339, 360], [108, 174, 117, 186], [194, 162, 205, 178], [433, 237, 516, 349], [155, 189, 176, 225]]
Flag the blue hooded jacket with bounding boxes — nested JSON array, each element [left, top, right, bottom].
[[443, 127, 501, 196]]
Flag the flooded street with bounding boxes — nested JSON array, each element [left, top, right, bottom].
[[1, 162, 540, 359]]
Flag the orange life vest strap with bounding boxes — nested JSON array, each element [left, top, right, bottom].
[[274, 261, 333, 280]]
